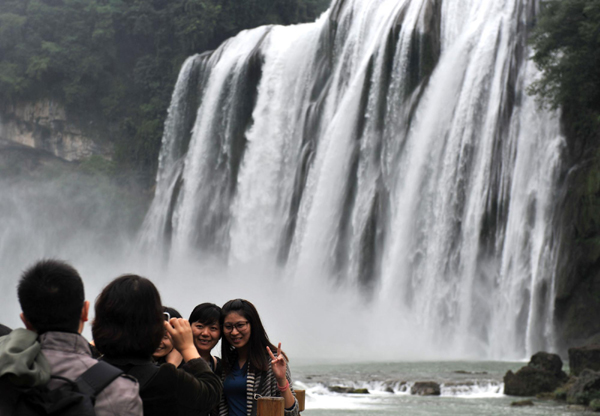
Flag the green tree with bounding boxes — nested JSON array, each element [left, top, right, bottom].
[[529, 0, 600, 135], [529, 0, 600, 351], [0, 0, 330, 183]]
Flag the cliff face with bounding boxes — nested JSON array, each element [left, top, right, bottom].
[[0, 100, 112, 162], [554, 112, 600, 354]]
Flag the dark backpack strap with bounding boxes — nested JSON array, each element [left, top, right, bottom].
[[75, 361, 124, 399]]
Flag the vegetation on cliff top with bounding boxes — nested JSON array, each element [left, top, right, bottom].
[[529, 0, 600, 138], [529, 0, 600, 347], [0, 0, 329, 184]]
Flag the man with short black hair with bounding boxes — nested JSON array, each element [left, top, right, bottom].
[[0, 259, 143, 416]]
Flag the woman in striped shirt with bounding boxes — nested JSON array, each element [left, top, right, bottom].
[[218, 299, 298, 416]]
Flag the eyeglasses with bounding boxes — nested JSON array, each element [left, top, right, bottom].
[[223, 321, 249, 333]]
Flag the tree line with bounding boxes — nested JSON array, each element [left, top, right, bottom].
[[529, 0, 600, 257], [529, 0, 600, 342], [0, 0, 329, 182]]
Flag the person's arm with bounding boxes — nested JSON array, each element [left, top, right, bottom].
[[165, 348, 183, 367], [164, 318, 223, 411], [164, 318, 200, 362], [267, 343, 298, 414], [178, 358, 223, 410]]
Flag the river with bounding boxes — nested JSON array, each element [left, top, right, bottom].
[[293, 361, 577, 415]]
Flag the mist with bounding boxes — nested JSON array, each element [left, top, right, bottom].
[[0, 169, 447, 363]]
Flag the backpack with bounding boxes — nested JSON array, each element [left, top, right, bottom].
[[14, 360, 123, 416]]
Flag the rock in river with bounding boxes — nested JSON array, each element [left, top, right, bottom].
[[411, 381, 441, 396], [566, 369, 600, 405], [569, 345, 600, 376], [504, 352, 568, 396]]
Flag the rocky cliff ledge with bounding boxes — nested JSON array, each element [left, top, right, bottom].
[[0, 100, 112, 162]]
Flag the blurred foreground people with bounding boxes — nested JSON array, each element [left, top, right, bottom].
[[0, 259, 142, 416], [219, 299, 298, 416], [189, 303, 223, 375], [93, 274, 222, 416]]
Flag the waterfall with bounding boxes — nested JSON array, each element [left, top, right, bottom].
[[140, 0, 564, 359]]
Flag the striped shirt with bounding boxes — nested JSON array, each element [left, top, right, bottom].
[[218, 356, 298, 416]]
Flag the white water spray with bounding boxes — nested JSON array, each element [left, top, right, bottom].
[[0, 0, 564, 361]]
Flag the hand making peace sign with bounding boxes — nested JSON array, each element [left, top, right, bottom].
[[266, 342, 287, 385]]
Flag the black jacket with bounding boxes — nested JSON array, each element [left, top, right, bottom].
[[104, 357, 222, 416]]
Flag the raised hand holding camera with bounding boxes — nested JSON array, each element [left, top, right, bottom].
[[164, 318, 200, 363]]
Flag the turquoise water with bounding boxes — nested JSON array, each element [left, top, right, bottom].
[[292, 361, 578, 415]]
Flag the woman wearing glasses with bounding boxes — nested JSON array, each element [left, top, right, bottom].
[[218, 299, 298, 416]]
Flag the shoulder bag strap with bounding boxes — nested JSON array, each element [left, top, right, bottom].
[[75, 361, 123, 398]]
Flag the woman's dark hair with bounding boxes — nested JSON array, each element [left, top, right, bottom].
[[164, 306, 182, 320], [220, 299, 284, 373], [189, 303, 221, 326], [92, 274, 164, 359]]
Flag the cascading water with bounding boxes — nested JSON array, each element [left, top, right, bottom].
[[139, 0, 564, 360]]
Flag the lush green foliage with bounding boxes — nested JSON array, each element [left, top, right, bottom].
[[529, 0, 600, 134], [530, 0, 600, 242], [530, 1, 600, 345], [0, 0, 329, 183]]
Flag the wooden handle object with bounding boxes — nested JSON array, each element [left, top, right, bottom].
[[257, 397, 284, 416], [295, 389, 305, 412]]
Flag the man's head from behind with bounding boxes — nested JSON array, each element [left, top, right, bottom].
[[17, 259, 87, 334]]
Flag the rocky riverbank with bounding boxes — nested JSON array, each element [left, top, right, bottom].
[[504, 346, 600, 411]]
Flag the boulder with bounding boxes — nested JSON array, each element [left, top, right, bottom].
[[397, 381, 409, 393], [349, 388, 369, 394], [529, 352, 565, 375], [569, 345, 600, 376], [504, 353, 568, 397], [328, 386, 353, 394], [511, 399, 534, 407], [411, 381, 441, 396], [536, 392, 555, 400], [327, 386, 369, 394], [567, 369, 600, 405]]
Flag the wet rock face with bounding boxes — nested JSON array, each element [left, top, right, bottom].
[[569, 345, 600, 376], [410, 381, 441, 396], [567, 369, 600, 405], [504, 352, 568, 396], [529, 352, 565, 375], [0, 100, 112, 162]]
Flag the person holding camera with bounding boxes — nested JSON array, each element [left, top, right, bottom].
[[92, 274, 222, 416]]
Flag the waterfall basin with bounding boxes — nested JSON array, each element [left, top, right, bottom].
[[293, 361, 578, 415]]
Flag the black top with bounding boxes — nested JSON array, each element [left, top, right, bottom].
[[209, 355, 223, 377], [103, 357, 222, 416], [154, 355, 185, 368]]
